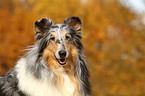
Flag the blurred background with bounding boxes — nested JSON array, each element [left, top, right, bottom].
[[0, 0, 145, 95]]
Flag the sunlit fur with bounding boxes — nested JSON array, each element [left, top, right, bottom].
[[0, 16, 91, 96]]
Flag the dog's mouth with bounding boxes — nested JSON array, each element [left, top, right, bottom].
[[58, 58, 66, 65], [54, 55, 67, 65]]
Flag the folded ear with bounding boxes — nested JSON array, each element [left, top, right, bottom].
[[64, 16, 82, 33], [34, 18, 52, 40]]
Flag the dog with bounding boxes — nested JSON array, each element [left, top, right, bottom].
[[0, 16, 91, 96]]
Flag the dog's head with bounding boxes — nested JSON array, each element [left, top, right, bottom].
[[34, 16, 83, 70]]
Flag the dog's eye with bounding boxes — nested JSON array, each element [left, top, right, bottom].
[[50, 37, 55, 41], [65, 35, 70, 40]]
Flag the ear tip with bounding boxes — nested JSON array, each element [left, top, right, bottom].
[[70, 16, 82, 24], [71, 16, 81, 20], [41, 18, 48, 22], [35, 20, 39, 26], [71, 16, 80, 19], [34, 18, 52, 26]]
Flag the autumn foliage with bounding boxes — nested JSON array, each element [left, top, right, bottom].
[[0, 0, 145, 95]]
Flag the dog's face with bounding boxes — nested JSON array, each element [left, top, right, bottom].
[[34, 16, 83, 70]]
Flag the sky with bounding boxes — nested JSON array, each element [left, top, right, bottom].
[[120, 0, 145, 14]]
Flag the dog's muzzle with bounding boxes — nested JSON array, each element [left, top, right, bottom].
[[55, 50, 67, 65]]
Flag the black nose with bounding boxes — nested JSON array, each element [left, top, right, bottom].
[[59, 50, 66, 58]]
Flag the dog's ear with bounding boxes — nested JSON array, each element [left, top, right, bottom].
[[34, 18, 52, 40], [64, 16, 82, 33]]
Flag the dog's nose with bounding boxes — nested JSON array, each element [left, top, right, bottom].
[[59, 50, 66, 58]]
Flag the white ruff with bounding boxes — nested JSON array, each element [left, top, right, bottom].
[[15, 58, 76, 96]]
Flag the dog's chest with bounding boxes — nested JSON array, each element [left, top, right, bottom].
[[21, 74, 75, 96], [16, 59, 77, 96]]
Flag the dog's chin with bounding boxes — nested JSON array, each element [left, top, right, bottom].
[[54, 55, 67, 65]]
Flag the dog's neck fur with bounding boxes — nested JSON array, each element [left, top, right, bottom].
[[15, 46, 80, 96]]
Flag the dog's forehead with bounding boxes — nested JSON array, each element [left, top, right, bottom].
[[50, 24, 67, 33], [48, 24, 69, 40]]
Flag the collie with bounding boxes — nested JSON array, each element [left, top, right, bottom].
[[0, 16, 91, 96]]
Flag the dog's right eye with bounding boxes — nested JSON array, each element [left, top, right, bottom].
[[50, 37, 55, 41], [65, 36, 70, 40]]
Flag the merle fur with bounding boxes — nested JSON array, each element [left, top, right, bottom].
[[0, 16, 91, 96], [0, 69, 25, 96]]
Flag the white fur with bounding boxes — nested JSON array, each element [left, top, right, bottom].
[[15, 58, 76, 96]]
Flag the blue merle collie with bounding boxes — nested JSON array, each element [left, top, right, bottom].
[[0, 16, 90, 96]]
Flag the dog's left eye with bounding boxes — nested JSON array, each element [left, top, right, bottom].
[[50, 37, 55, 41]]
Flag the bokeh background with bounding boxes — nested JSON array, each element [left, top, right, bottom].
[[0, 0, 145, 95]]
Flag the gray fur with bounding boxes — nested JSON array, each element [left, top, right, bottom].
[[0, 69, 25, 96]]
